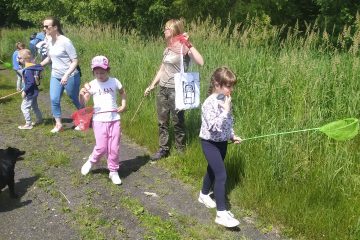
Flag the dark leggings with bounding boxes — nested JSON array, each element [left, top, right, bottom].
[[201, 139, 227, 211]]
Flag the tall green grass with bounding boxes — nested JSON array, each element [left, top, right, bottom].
[[2, 19, 360, 239]]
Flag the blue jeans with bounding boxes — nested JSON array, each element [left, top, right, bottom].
[[50, 72, 81, 118]]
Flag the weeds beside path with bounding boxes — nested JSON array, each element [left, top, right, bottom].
[[0, 68, 283, 239]]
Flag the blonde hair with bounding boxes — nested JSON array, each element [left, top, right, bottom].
[[207, 67, 237, 96], [16, 42, 25, 50], [18, 49, 32, 61], [165, 19, 185, 37]]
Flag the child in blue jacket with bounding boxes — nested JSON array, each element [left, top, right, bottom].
[[17, 49, 43, 130], [12, 42, 25, 91]]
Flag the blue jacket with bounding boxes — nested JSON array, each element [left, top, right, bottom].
[[22, 64, 43, 97], [12, 50, 20, 70], [29, 32, 45, 46]]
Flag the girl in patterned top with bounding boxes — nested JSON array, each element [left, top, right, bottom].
[[198, 67, 242, 228]]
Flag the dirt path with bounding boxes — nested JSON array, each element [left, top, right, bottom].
[[0, 69, 284, 239]]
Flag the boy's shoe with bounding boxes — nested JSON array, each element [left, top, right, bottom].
[[215, 210, 240, 228], [151, 149, 169, 161], [109, 172, 122, 185], [198, 191, 216, 208], [74, 126, 81, 131], [18, 124, 33, 130], [50, 125, 63, 133], [81, 160, 93, 175]]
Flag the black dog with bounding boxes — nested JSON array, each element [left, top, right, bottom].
[[0, 147, 25, 198]]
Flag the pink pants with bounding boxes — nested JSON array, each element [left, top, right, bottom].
[[90, 120, 121, 172]]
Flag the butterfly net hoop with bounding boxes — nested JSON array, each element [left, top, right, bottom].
[[319, 118, 359, 141], [71, 107, 94, 131]]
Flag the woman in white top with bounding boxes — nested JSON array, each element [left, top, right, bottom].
[[144, 18, 204, 160], [40, 16, 82, 133]]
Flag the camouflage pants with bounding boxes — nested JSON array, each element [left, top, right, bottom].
[[156, 86, 185, 152]]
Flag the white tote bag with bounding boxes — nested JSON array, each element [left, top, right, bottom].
[[174, 46, 200, 111]]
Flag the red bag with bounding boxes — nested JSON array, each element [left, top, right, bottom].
[[71, 107, 94, 131]]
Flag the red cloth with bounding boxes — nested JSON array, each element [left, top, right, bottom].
[[71, 107, 94, 131]]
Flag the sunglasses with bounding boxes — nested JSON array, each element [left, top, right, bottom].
[[43, 25, 52, 29]]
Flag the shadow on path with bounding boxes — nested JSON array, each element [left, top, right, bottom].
[[0, 175, 38, 212]]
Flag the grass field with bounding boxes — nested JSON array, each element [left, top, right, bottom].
[[1, 20, 360, 239]]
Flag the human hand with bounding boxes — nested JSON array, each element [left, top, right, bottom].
[[231, 135, 242, 144], [144, 85, 154, 96], [177, 34, 192, 49], [21, 91, 26, 98], [84, 82, 91, 91], [60, 75, 69, 85], [79, 87, 88, 96], [219, 95, 231, 112], [117, 105, 126, 113]]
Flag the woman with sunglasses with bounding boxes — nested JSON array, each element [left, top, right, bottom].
[[40, 16, 82, 133]]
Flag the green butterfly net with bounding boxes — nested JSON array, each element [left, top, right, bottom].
[[3, 62, 12, 69], [243, 118, 359, 141]]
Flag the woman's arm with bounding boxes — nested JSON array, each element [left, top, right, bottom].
[[188, 46, 204, 66], [40, 56, 51, 67], [144, 64, 164, 96], [60, 58, 78, 85]]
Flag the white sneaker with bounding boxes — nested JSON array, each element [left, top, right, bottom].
[[109, 172, 122, 185], [81, 160, 93, 175], [215, 210, 240, 228], [74, 126, 81, 131], [18, 124, 33, 130], [198, 191, 216, 208]]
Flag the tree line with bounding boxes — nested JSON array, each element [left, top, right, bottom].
[[1, 0, 360, 36]]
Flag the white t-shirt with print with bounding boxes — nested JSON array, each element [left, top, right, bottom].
[[87, 77, 122, 122]]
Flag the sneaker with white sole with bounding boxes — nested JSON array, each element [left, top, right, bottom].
[[109, 172, 122, 185], [215, 210, 240, 228], [198, 191, 216, 208], [18, 124, 33, 130], [81, 160, 93, 175]]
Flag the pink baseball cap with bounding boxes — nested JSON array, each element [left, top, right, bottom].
[[91, 55, 109, 70]]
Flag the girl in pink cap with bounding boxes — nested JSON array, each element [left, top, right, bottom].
[[79, 56, 126, 185]]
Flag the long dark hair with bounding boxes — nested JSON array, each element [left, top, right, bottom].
[[44, 16, 64, 35], [207, 67, 237, 96]]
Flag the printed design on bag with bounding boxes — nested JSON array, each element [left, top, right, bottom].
[[183, 80, 195, 104]]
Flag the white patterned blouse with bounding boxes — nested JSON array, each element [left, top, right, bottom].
[[199, 93, 235, 142]]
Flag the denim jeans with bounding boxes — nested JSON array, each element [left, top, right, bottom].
[[50, 72, 81, 118]]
